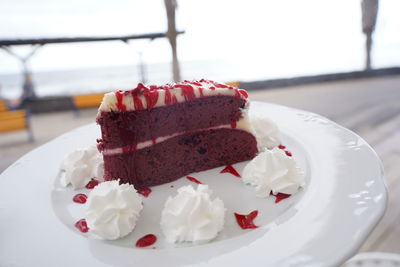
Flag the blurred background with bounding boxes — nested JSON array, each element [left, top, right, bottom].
[[0, 0, 399, 262]]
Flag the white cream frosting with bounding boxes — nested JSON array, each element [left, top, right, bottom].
[[60, 145, 104, 189], [99, 80, 248, 112], [250, 115, 281, 150], [85, 180, 143, 240], [242, 148, 305, 197], [160, 184, 225, 243]]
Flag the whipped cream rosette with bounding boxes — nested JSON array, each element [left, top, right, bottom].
[[60, 144, 103, 189], [85, 180, 143, 240], [161, 184, 225, 243], [243, 148, 305, 197]]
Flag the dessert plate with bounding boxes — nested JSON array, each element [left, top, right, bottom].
[[0, 102, 387, 267]]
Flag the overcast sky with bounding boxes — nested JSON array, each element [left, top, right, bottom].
[[0, 0, 399, 78]]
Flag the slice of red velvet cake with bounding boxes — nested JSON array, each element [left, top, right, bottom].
[[96, 79, 258, 188]]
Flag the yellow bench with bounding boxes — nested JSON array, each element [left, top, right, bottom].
[[0, 100, 7, 112], [72, 93, 104, 109], [0, 100, 34, 142]]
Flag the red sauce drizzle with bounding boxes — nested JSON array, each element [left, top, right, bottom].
[[86, 179, 99, 189], [115, 91, 126, 111], [198, 87, 204, 97], [285, 151, 292, 157], [175, 84, 195, 101], [238, 89, 249, 98], [234, 210, 259, 229], [75, 219, 89, 233], [133, 96, 144, 110], [209, 86, 216, 90], [172, 95, 178, 104], [278, 144, 286, 149], [186, 176, 202, 184], [165, 88, 172, 105], [151, 139, 156, 145], [231, 121, 237, 129], [272, 192, 291, 203], [144, 90, 159, 108], [234, 89, 241, 98], [137, 187, 152, 197], [136, 234, 157, 247], [213, 82, 229, 88], [220, 165, 241, 178], [73, 193, 87, 204]]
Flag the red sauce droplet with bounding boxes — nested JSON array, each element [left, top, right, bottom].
[[231, 121, 237, 129], [278, 144, 286, 149], [152, 139, 156, 145], [285, 151, 292, 157], [136, 234, 157, 247], [86, 179, 99, 189], [272, 192, 291, 203], [170, 185, 174, 188], [234, 210, 259, 229], [186, 176, 202, 184], [73, 193, 87, 204], [220, 165, 241, 178], [75, 218, 89, 233], [122, 144, 137, 153], [209, 86, 216, 90], [137, 187, 152, 197], [115, 91, 127, 111]]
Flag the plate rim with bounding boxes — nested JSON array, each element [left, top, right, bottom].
[[0, 102, 388, 267]]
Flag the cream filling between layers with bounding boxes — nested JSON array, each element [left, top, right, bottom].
[[99, 81, 247, 112], [103, 117, 253, 156]]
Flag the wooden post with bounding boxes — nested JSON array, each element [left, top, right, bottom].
[[361, 0, 379, 70], [164, 0, 181, 82]]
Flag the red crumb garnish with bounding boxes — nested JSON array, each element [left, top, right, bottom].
[[186, 176, 202, 184], [285, 151, 292, 157], [136, 234, 157, 247], [234, 210, 259, 229], [72, 193, 87, 204], [75, 219, 89, 233], [278, 144, 286, 149], [220, 165, 241, 178], [137, 187, 152, 197], [271, 192, 291, 203], [85, 179, 99, 189]]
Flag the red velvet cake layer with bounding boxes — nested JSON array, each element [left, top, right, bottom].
[[97, 96, 246, 150], [103, 128, 257, 188]]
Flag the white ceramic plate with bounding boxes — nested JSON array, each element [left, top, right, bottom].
[[0, 102, 387, 267]]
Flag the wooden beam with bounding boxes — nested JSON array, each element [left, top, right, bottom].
[[0, 32, 184, 47]]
